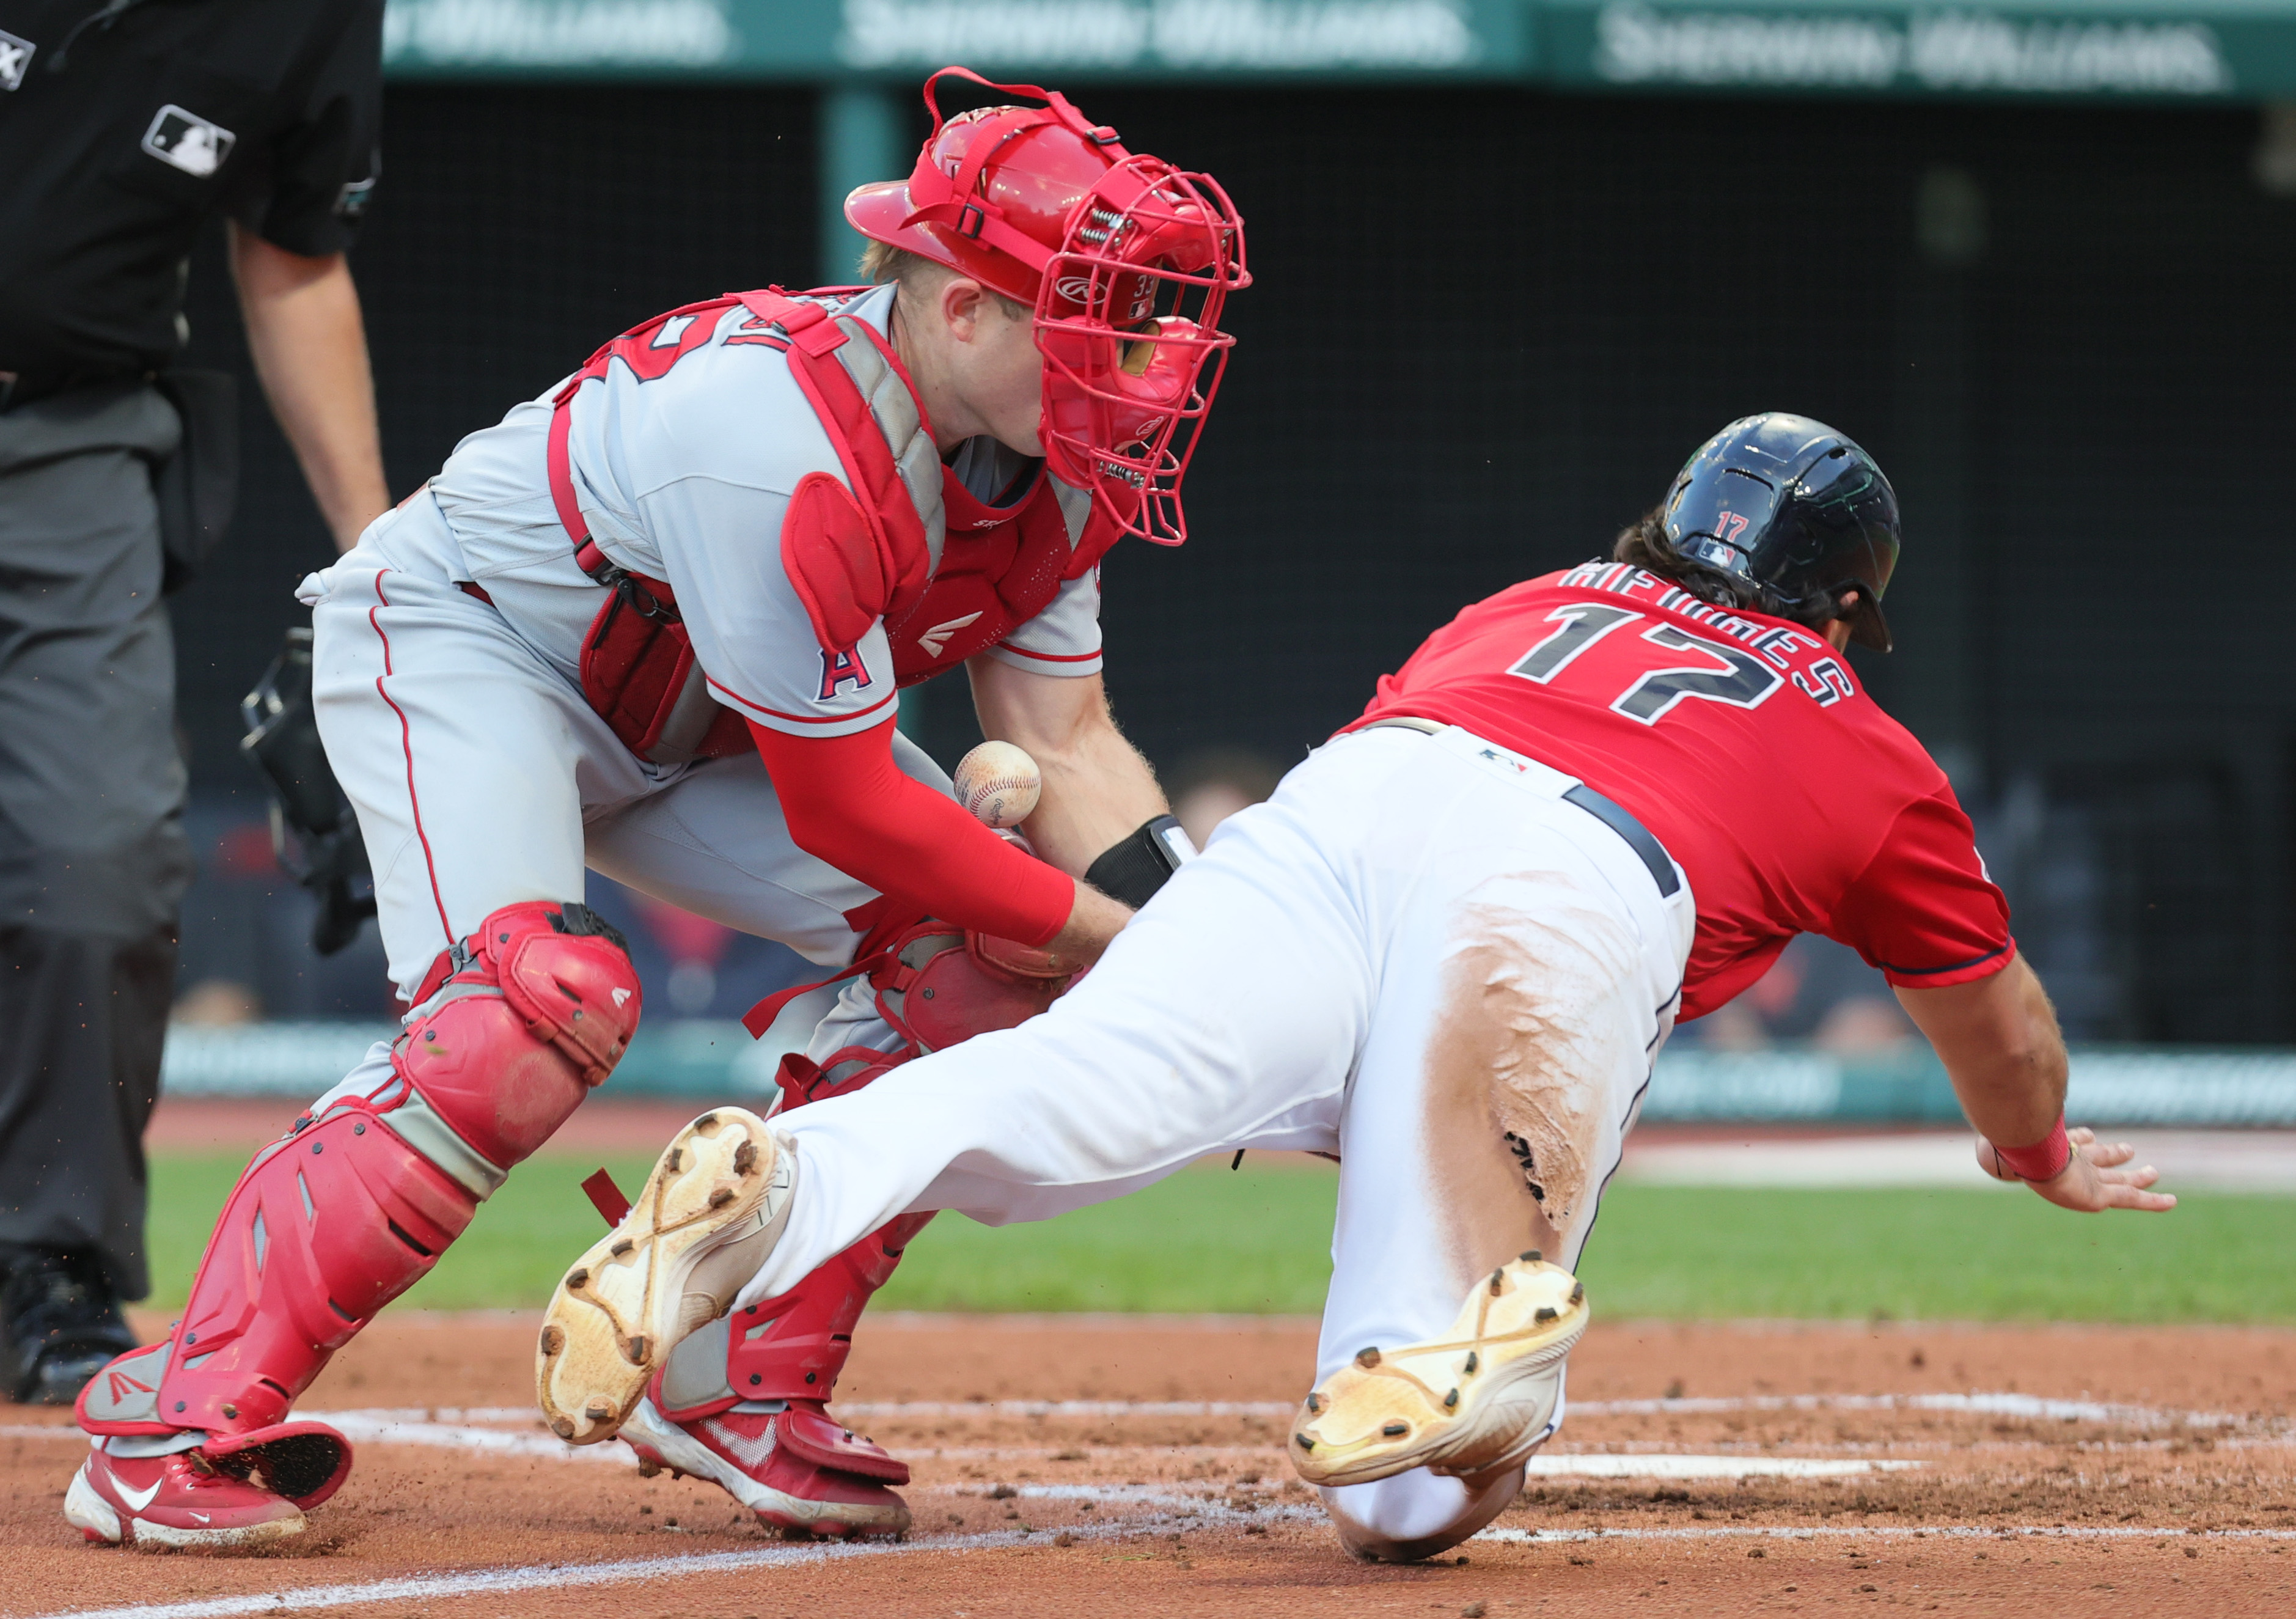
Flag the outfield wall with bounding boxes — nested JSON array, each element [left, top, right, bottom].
[[156, 1023, 2296, 1126]]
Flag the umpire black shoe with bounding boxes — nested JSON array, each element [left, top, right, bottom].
[[0, 1247, 139, 1406]]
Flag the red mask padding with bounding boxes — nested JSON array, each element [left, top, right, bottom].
[[747, 716, 1073, 949]]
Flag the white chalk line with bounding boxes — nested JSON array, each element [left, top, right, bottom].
[[1474, 1524, 2296, 1546], [21, 1505, 2296, 1619], [7, 1522, 1110, 1619]]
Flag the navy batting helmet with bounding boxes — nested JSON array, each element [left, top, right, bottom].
[[1662, 413, 1901, 652]]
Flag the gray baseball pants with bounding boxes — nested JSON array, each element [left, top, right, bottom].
[[0, 381, 195, 1301]]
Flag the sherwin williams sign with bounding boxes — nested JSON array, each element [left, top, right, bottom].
[[378, 0, 1512, 74], [377, 0, 2296, 98], [1563, 3, 2233, 94]]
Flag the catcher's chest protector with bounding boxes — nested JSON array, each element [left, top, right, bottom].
[[548, 288, 1118, 766]]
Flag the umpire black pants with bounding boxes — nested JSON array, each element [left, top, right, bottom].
[[0, 381, 195, 1302]]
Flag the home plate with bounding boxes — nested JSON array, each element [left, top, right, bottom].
[[1528, 1454, 1922, 1480]]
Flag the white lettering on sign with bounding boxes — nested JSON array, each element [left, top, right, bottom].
[[1594, 4, 2230, 96], [383, 0, 735, 67], [837, 0, 1476, 71]]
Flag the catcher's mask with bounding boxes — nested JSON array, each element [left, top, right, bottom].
[[845, 66, 1249, 546], [1662, 412, 1902, 652]]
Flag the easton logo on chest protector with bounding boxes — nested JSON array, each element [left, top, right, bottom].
[[545, 286, 1123, 766]]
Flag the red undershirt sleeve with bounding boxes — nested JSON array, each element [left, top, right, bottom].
[[746, 718, 1073, 947]]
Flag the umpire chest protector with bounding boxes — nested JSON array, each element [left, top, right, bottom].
[[545, 287, 1117, 765]]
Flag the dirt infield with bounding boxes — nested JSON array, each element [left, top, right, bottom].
[[5, 1313, 2294, 1617]]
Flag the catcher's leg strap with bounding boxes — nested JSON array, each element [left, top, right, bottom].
[[78, 901, 642, 1448]]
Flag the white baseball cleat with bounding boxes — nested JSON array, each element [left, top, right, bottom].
[[537, 1108, 794, 1446], [1289, 1251, 1588, 1488]]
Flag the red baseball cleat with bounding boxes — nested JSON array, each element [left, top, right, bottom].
[[64, 1443, 305, 1549], [619, 1397, 911, 1539]]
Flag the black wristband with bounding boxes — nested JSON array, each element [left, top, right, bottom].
[[1085, 814, 1195, 909]]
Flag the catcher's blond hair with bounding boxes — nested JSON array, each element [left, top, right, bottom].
[[857, 238, 1026, 318]]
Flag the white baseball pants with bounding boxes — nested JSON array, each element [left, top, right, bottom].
[[297, 492, 921, 1117], [740, 723, 1696, 1558]]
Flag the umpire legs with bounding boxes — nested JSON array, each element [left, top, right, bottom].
[[0, 383, 193, 1400]]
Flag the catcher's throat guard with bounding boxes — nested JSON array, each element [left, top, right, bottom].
[[241, 628, 376, 955], [845, 66, 1249, 546]]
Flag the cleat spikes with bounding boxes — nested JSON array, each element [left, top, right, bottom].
[[733, 1140, 758, 1175], [1522, 1249, 1542, 1263], [1285, 1257, 1588, 1489], [535, 1106, 791, 1452]]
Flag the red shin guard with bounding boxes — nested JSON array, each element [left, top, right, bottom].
[[148, 1111, 480, 1436], [79, 903, 642, 1485], [645, 1046, 927, 1422], [717, 1208, 937, 1409]]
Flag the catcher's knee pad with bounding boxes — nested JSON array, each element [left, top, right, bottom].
[[386, 900, 642, 1176]]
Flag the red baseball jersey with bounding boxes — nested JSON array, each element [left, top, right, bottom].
[[1350, 561, 2012, 1021]]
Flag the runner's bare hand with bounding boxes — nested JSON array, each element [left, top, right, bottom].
[[1975, 1126, 2176, 1213]]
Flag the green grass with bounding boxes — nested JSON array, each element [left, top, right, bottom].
[[144, 1153, 2296, 1323], [1581, 1185, 2296, 1324], [144, 1152, 1343, 1316]]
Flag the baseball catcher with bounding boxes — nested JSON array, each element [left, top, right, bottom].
[[532, 413, 2173, 1564], [67, 68, 1245, 1549]]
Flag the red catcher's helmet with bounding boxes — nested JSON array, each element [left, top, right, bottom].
[[846, 67, 1249, 546]]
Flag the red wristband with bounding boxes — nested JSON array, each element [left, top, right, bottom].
[[1992, 1116, 2072, 1181]]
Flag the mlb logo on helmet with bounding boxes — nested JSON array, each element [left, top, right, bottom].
[[142, 105, 237, 177]]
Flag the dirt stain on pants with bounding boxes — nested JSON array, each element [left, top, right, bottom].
[[1418, 878, 1641, 1289]]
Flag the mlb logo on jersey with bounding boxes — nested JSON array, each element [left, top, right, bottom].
[[0, 29, 34, 91], [142, 105, 237, 177]]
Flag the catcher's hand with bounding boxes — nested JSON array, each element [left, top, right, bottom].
[[1975, 1126, 2176, 1213]]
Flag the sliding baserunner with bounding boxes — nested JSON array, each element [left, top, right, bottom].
[[533, 414, 2173, 1564], [67, 68, 1245, 1551]]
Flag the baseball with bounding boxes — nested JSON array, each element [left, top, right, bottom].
[[954, 741, 1041, 829]]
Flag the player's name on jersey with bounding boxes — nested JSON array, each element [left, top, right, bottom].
[[1555, 560, 1858, 707]]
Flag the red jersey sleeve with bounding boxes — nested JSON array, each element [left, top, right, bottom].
[[746, 719, 1074, 947], [1828, 786, 2014, 989]]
